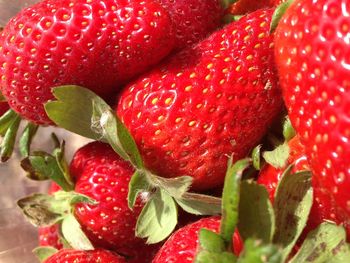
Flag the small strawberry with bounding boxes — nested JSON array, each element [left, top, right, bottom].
[[274, 0, 350, 235], [38, 224, 63, 250], [70, 141, 145, 253], [117, 9, 282, 190], [43, 249, 126, 263], [152, 216, 242, 262], [38, 182, 63, 249], [157, 0, 224, 50], [0, 0, 175, 125], [258, 136, 346, 237]]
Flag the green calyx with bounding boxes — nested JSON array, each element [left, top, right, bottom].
[[270, 0, 295, 33]]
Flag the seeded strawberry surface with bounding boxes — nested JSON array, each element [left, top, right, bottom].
[[157, 0, 224, 50], [275, 0, 350, 233], [70, 142, 144, 251], [0, 0, 175, 125], [117, 9, 282, 190], [43, 249, 126, 263], [152, 216, 242, 263]]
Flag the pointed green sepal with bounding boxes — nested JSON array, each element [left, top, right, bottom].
[[33, 246, 58, 262]]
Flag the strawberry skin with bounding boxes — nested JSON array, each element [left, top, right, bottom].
[[117, 9, 282, 190], [157, 0, 224, 50], [275, 0, 350, 233], [0, 0, 175, 125], [70, 142, 145, 252], [44, 249, 126, 263], [152, 216, 242, 262]]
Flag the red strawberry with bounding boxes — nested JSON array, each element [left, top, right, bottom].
[[38, 182, 63, 249], [43, 249, 126, 263], [0, 0, 175, 125], [157, 0, 224, 50], [70, 141, 145, 253], [228, 0, 273, 15], [274, 0, 350, 235], [152, 216, 242, 262], [0, 101, 9, 116], [117, 9, 282, 190], [257, 136, 343, 236], [39, 224, 63, 250]]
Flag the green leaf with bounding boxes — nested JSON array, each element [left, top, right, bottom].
[[0, 109, 18, 136], [149, 173, 193, 199], [252, 145, 262, 170], [128, 170, 152, 209], [17, 193, 63, 226], [220, 0, 239, 9], [176, 192, 222, 216], [282, 116, 296, 141], [19, 122, 39, 157], [270, 0, 294, 33], [238, 181, 275, 243], [33, 246, 58, 262], [199, 229, 226, 253], [61, 214, 94, 250], [54, 191, 97, 206], [21, 152, 74, 191], [237, 239, 282, 263], [221, 158, 251, 244], [45, 85, 143, 169], [0, 114, 21, 162], [262, 143, 290, 169], [45, 85, 106, 140], [52, 140, 74, 188], [136, 188, 177, 244], [290, 223, 350, 263], [196, 250, 237, 263], [273, 167, 313, 261]]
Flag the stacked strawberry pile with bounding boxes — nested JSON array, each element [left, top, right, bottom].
[[0, 0, 349, 262]]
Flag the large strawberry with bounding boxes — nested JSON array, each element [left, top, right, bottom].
[[152, 216, 242, 263], [257, 136, 345, 237], [117, 9, 282, 190], [0, 0, 175, 125], [157, 0, 224, 50], [274, 0, 350, 234], [70, 141, 147, 256], [43, 249, 126, 263]]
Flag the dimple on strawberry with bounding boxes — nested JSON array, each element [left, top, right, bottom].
[[274, 0, 350, 235], [117, 8, 283, 191], [0, 0, 176, 125]]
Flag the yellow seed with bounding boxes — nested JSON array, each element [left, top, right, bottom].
[[165, 98, 172, 105], [151, 98, 159, 105]]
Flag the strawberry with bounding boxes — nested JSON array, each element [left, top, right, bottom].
[[274, 0, 350, 235], [117, 9, 282, 190], [152, 216, 242, 262], [70, 141, 145, 253], [43, 249, 126, 263], [38, 182, 63, 249], [0, 101, 9, 116], [157, 0, 224, 50], [0, 0, 175, 125], [228, 0, 273, 15], [38, 224, 63, 250], [257, 136, 343, 237]]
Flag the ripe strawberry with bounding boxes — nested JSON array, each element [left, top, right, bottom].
[[157, 0, 224, 50], [0, 0, 175, 125], [70, 141, 145, 253], [257, 136, 344, 236], [228, 0, 272, 15], [38, 182, 63, 249], [152, 216, 242, 262], [274, 0, 350, 235], [117, 9, 282, 190], [39, 224, 63, 250], [43, 249, 126, 263], [0, 101, 9, 116]]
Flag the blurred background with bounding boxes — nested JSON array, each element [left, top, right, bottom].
[[0, 1, 90, 262]]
